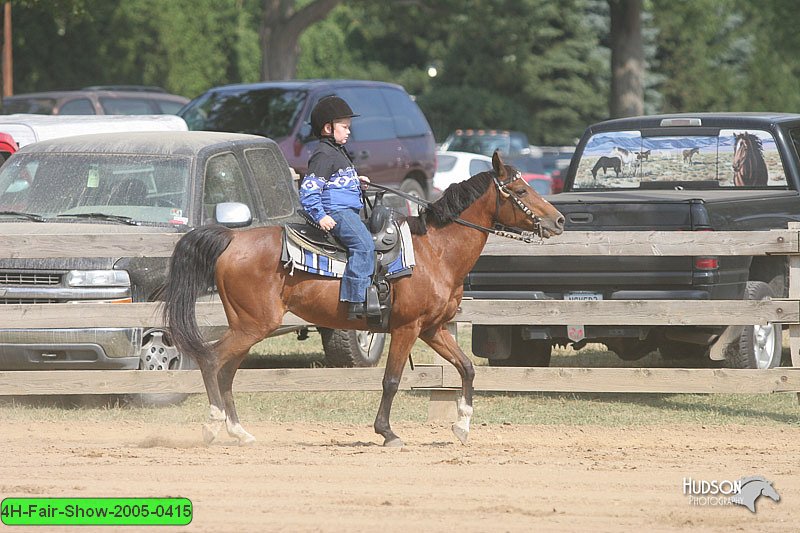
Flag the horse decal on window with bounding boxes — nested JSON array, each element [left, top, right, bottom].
[[682, 147, 699, 164], [732, 132, 768, 187], [591, 156, 621, 179]]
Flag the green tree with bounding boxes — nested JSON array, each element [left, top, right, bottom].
[[730, 0, 800, 111], [9, 0, 260, 98], [423, 0, 607, 144], [651, 0, 746, 113]]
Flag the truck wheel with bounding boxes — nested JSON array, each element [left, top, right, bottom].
[[489, 338, 552, 367], [400, 179, 426, 215], [726, 281, 782, 369], [320, 328, 385, 367], [125, 329, 196, 407]]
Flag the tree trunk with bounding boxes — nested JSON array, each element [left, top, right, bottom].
[[608, 0, 644, 118], [2, 2, 11, 97], [259, 0, 341, 81]]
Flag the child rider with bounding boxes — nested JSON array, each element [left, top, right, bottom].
[[299, 96, 375, 320]]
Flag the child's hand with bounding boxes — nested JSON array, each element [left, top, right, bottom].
[[358, 175, 371, 190], [319, 215, 336, 231]]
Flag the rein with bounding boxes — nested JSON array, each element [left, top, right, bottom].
[[367, 173, 544, 242]]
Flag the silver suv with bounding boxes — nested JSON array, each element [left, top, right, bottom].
[[2, 87, 188, 116]]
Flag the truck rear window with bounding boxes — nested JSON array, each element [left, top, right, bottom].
[[573, 129, 785, 189]]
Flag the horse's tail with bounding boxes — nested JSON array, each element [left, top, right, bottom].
[[161, 225, 233, 360]]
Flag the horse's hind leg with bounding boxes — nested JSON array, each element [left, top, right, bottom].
[[195, 356, 227, 444], [215, 329, 266, 445], [375, 325, 420, 447], [420, 325, 475, 445]]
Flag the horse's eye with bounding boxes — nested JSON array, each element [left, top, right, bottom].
[[514, 188, 527, 196]]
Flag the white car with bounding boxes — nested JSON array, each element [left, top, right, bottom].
[[433, 150, 493, 196]]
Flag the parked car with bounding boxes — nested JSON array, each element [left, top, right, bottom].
[[432, 150, 493, 196], [179, 79, 436, 205], [533, 145, 576, 194], [0, 131, 353, 405], [1, 88, 189, 116], [508, 155, 552, 195], [439, 129, 531, 158], [0, 114, 187, 148], [0, 132, 15, 162]]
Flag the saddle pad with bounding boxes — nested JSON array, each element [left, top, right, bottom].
[[282, 221, 415, 279]]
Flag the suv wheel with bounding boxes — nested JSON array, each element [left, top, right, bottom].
[[725, 281, 782, 369], [400, 179, 426, 215], [320, 328, 385, 367], [126, 329, 196, 407]]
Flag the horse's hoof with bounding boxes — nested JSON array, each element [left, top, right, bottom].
[[237, 433, 257, 446], [383, 437, 404, 448], [452, 423, 470, 445]]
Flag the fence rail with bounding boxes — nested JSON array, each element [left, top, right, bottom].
[[0, 229, 797, 258], [1, 229, 800, 408]]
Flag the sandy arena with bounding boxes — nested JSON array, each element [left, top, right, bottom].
[[1, 420, 798, 532]]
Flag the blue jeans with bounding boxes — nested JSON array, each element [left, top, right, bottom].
[[329, 208, 375, 302]]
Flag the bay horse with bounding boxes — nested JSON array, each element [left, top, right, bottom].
[[161, 152, 565, 447], [733, 132, 768, 186]]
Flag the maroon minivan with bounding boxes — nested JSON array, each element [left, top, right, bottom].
[[180, 80, 436, 203]]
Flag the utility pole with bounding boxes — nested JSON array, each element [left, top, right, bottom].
[[2, 2, 11, 97]]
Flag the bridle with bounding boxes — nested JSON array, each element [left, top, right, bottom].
[[367, 168, 545, 242], [488, 167, 543, 241]]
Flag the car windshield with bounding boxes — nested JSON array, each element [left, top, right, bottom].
[[447, 133, 511, 157], [572, 129, 787, 190], [445, 130, 529, 157], [0, 153, 192, 225], [181, 88, 307, 140], [2, 97, 57, 115]]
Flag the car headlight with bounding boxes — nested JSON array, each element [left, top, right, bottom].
[[66, 270, 131, 287]]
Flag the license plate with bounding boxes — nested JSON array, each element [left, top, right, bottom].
[[564, 291, 603, 301]]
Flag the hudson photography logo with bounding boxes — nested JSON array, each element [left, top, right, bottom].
[[683, 475, 781, 513]]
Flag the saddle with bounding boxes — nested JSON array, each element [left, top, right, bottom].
[[287, 205, 403, 268], [284, 198, 407, 331]]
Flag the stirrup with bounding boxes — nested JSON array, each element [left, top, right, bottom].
[[347, 302, 366, 320]]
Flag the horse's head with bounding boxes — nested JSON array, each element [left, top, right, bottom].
[[733, 133, 751, 173], [491, 151, 564, 238]]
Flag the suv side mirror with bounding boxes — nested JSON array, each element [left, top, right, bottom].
[[215, 202, 252, 228]]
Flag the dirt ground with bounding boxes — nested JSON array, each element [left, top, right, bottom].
[[1, 420, 798, 532]]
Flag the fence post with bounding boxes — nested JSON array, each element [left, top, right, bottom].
[[427, 322, 459, 422], [789, 223, 800, 404]]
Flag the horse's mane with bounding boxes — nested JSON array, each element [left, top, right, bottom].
[[405, 171, 493, 235], [739, 132, 764, 153]]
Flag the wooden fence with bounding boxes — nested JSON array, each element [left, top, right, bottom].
[[1, 228, 800, 418]]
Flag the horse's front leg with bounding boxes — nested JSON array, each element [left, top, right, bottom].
[[420, 324, 475, 445], [375, 325, 419, 447]]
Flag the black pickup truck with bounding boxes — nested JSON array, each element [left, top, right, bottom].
[[466, 112, 800, 369]]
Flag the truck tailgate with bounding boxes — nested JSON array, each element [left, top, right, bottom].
[[468, 194, 700, 293]]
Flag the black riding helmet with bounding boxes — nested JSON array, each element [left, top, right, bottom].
[[310, 95, 359, 138]]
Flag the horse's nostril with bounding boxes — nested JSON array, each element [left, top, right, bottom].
[[556, 215, 565, 228]]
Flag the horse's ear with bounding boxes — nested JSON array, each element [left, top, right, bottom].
[[492, 150, 507, 180]]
